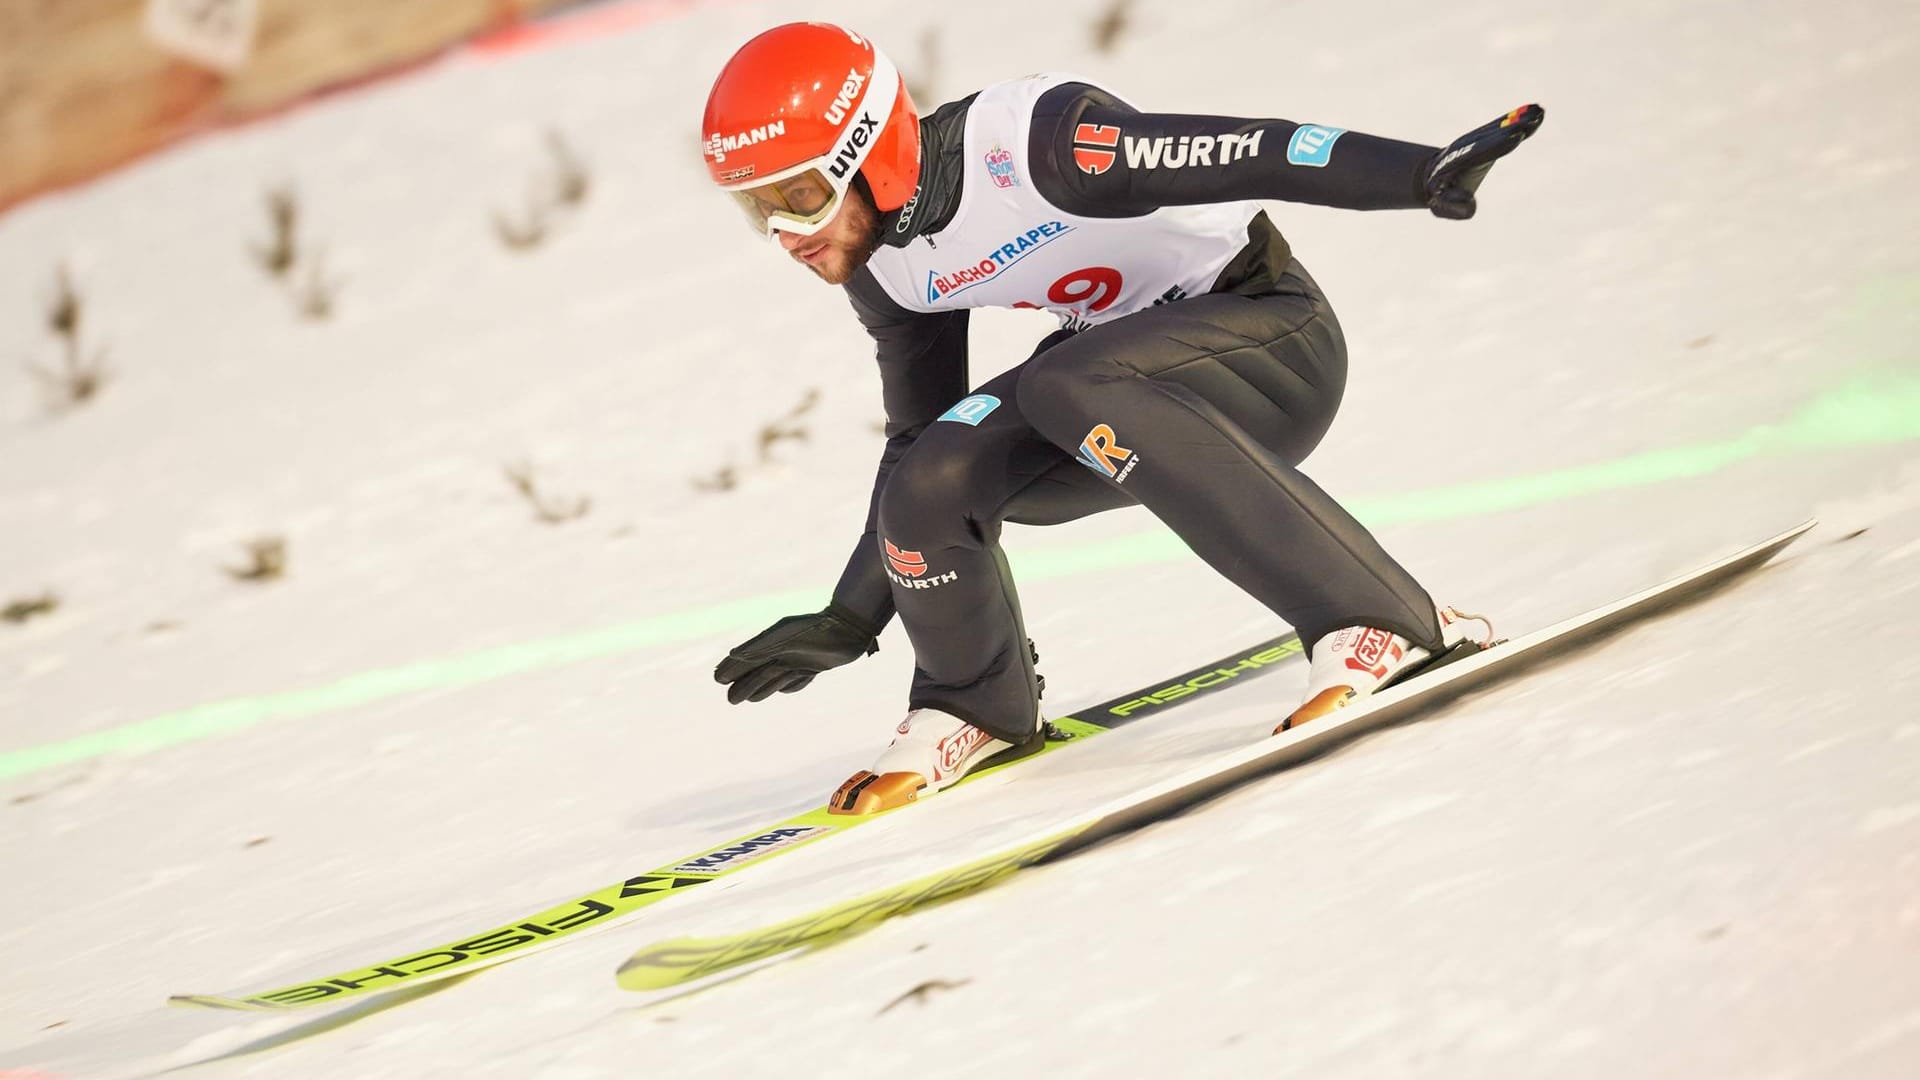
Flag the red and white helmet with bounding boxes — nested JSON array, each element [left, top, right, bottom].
[[701, 23, 921, 239]]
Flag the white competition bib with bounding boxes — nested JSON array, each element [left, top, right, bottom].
[[866, 73, 1262, 330]]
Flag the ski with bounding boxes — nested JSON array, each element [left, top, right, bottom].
[[615, 520, 1814, 992], [170, 628, 1306, 1011]]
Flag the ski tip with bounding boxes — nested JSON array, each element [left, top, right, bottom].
[[613, 951, 679, 992], [614, 937, 753, 992], [1754, 518, 1818, 559]]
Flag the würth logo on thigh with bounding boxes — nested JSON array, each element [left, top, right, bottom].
[[1077, 423, 1139, 483], [885, 540, 957, 589]]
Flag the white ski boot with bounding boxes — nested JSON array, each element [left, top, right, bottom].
[[829, 709, 1038, 816], [1277, 607, 1495, 734]]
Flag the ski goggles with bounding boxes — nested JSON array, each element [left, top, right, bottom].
[[723, 164, 847, 239], [715, 50, 899, 240]]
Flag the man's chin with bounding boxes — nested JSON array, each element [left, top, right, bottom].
[[804, 254, 858, 285]]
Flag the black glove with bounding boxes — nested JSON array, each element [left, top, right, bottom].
[[713, 603, 881, 704], [1423, 104, 1544, 220]]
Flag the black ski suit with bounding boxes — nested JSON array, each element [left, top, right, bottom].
[[824, 81, 1452, 742]]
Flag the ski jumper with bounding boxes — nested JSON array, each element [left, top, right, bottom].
[[832, 74, 1449, 742]]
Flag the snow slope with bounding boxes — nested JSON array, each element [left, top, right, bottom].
[[2, 0, 1917, 1076]]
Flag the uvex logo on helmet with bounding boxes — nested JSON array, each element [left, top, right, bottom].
[[824, 68, 866, 124], [828, 112, 882, 180]]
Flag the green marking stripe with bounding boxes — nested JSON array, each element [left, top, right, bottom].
[[13, 374, 1909, 786], [171, 631, 1301, 1012]]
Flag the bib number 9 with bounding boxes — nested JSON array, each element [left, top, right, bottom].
[[1042, 266, 1123, 313]]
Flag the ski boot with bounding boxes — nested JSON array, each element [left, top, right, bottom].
[[828, 708, 1049, 816], [1277, 606, 1495, 734]]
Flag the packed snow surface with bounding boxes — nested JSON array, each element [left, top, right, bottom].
[[3, 0, 1918, 1076]]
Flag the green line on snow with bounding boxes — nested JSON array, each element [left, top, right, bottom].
[[1009, 374, 1920, 573], [0, 589, 813, 782], [1354, 372, 1920, 524], [3, 375, 1917, 783]]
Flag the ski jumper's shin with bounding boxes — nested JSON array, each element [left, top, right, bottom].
[[876, 263, 1441, 740]]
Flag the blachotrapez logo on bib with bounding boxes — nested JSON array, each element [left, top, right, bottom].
[[925, 222, 1073, 304]]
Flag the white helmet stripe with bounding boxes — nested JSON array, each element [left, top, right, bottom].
[[821, 47, 898, 189]]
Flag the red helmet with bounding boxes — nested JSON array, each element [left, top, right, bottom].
[[702, 23, 921, 238]]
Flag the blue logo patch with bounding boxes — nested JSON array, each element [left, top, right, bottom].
[[1286, 125, 1346, 167], [939, 394, 1002, 426]]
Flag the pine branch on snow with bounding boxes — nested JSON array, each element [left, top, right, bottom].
[[224, 536, 288, 582], [26, 265, 109, 409], [504, 461, 592, 524]]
